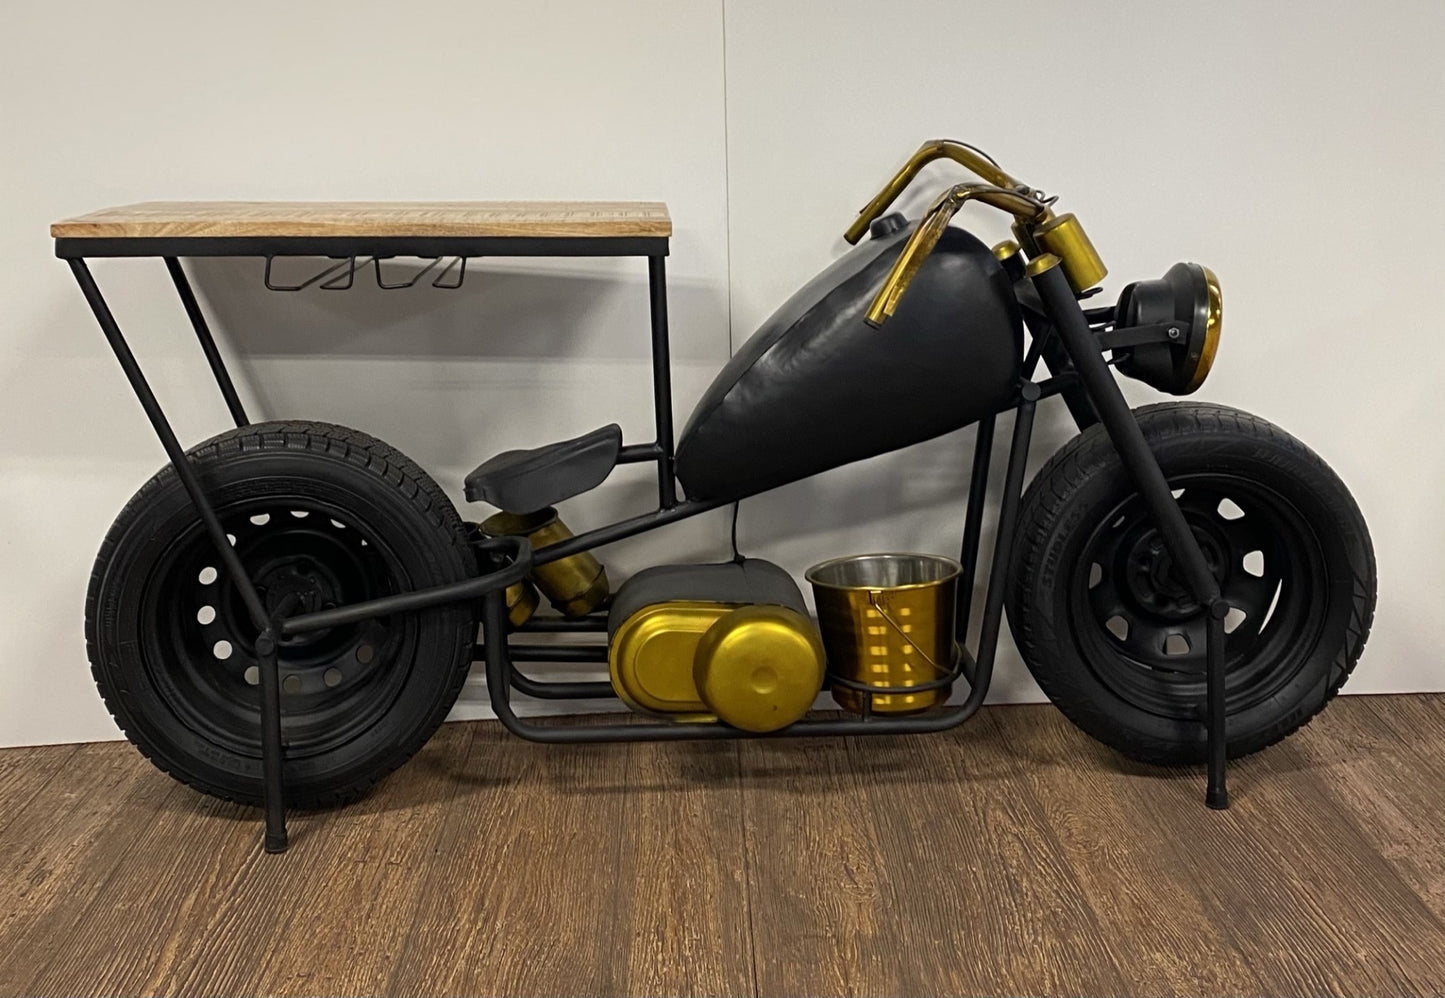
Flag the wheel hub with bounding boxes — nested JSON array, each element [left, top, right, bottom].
[[144, 499, 416, 757], [256, 560, 336, 643], [1072, 477, 1317, 722], [1120, 523, 1227, 621]]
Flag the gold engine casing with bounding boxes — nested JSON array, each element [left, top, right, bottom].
[[608, 564, 826, 733], [693, 606, 825, 733], [481, 507, 608, 618]]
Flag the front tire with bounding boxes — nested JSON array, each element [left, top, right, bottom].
[[1007, 402, 1375, 764], [86, 420, 478, 807]]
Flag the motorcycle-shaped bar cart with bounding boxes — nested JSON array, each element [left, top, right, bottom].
[[57, 140, 1376, 854]]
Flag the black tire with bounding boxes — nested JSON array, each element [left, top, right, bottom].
[[1007, 402, 1375, 764], [85, 420, 478, 807]]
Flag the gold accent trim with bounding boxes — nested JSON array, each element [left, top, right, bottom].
[[1024, 252, 1062, 277], [1033, 212, 1107, 292], [864, 183, 1048, 327], [1184, 266, 1223, 393], [992, 240, 1021, 262], [692, 606, 825, 733], [480, 508, 609, 618], [609, 600, 731, 717], [845, 139, 1023, 245]]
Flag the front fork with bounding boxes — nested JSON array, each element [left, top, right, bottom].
[[1027, 254, 1231, 809]]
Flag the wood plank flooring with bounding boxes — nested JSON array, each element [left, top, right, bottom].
[[1, 694, 1442, 996]]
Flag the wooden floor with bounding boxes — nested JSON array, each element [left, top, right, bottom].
[[2, 694, 1444, 997]]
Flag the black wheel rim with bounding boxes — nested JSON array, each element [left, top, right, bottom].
[[1069, 474, 1327, 720], [140, 497, 418, 759]]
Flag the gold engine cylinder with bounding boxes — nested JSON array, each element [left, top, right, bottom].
[[503, 581, 540, 629], [480, 508, 609, 618]]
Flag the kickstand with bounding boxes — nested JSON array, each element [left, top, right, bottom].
[[256, 626, 288, 852], [1205, 601, 1229, 809]]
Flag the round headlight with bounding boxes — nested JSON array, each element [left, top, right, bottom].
[[1115, 262, 1222, 395]]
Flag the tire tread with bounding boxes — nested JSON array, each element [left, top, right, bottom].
[[1007, 402, 1376, 764], [84, 420, 475, 809]]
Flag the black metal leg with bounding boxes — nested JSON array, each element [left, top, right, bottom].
[[73, 257, 289, 851], [1030, 259, 1230, 808], [1205, 607, 1229, 808], [647, 255, 677, 508], [970, 390, 1036, 690], [255, 627, 287, 852], [955, 413, 996, 648], [70, 259, 270, 633], [164, 257, 250, 427]]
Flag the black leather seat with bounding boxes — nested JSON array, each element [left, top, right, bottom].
[[465, 424, 622, 513]]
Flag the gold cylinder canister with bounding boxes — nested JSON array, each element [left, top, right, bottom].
[[480, 508, 609, 618], [1033, 212, 1107, 293], [503, 580, 540, 628]]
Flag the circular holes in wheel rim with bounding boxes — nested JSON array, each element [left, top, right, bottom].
[[140, 499, 417, 757]]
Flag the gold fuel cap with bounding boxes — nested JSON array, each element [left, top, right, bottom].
[[692, 606, 825, 733]]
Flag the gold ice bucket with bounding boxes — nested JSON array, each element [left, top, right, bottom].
[[806, 553, 961, 714], [481, 508, 609, 618]]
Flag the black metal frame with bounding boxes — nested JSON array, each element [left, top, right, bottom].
[[60, 227, 1229, 856]]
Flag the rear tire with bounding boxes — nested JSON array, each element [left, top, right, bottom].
[[85, 420, 478, 807], [1006, 402, 1375, 764]]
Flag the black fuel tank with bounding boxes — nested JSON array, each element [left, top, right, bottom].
[[675, 224, 1022, 503]]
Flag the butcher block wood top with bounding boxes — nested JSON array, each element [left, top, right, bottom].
[[51, 200, 672, 240]]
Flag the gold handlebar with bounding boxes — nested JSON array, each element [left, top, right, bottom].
[[844, 139, 1024, 246], [863, 183, 1049, 327]]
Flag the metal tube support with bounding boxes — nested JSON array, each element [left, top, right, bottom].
[[255, 627, 287, 853], [516, 615, 609, 633], [506, 670, 616, 701], [480, 389, 1039, 746], [647, 256, 678, 508], [164, 257, 250, 427], [970, 392, 1036, 689], [480, 643, 609, 664], [279, 535, 531, 637], [69, 259, 271, 633], [1030, 256, 1230, 807], [955, 413, 996, 648], [1205, 609, 1229, 808]]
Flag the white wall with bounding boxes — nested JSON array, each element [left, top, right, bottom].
[[723, 0, 1445, 699], [0, 0, 734, 745], [2, 0, 1440, 747]]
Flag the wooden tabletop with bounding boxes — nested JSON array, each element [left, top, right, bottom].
[[51, 200, 672, 240]]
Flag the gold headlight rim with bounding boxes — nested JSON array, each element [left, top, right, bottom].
[[1183, 265, 1222, 393]]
